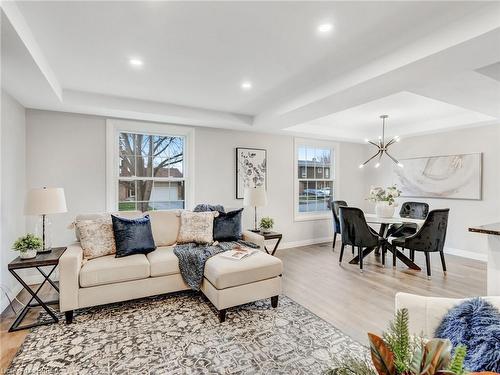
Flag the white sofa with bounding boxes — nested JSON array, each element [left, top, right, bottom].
[[395, 292, 500, 337], [60, 210, 282, 323]]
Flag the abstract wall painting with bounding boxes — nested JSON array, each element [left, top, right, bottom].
[[235, 147, 267, 199], [393, 153, 482, 200]]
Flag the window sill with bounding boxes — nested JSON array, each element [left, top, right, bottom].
[[294, 213, 332, 222]]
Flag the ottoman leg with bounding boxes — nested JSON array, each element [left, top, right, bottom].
[[65, 310, 74, 324], [271, 295, 279, 308], [218, 309, 226, 323]]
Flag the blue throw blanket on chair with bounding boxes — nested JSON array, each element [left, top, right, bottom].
[[173, 240, 259, 291]]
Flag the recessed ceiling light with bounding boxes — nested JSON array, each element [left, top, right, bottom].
[[129, 58, 143, 67], [317, 23, 333, 34], [241, 81, 252, 90]]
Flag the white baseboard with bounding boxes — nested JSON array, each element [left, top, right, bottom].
[[279, 237, 333, 249], [444, 247, 487, 262], [277, 238, 488, 263]]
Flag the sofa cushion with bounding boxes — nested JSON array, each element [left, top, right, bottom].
[[80, 254, 150, 287], [204, 251, 283, 289], [177, 211, 219, 244], [73, 211, 142, 241], [213, 208, 243, 241], [146, 246, 180, 277], [76, 217, 116, 260], [144, 210, 180, 246], [112, 215, 156, 258]]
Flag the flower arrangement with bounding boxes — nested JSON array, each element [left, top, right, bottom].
[[327, 309, 492, 375], [260, 217, 274, 232], [368, 186, 402, 206]]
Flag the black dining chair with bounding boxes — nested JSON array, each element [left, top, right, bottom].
[[339, 207, 386, 272], [331, 200, 347, 249], [391, 209, 449, 279], [387, 202, 429, 238]]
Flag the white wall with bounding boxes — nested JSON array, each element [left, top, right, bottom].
[[25, 110, 106, 246], [363, 124, 500, 259], [195, 127, 366, 245], [1, 90, 26, 312], [25, 109, 366, 247]]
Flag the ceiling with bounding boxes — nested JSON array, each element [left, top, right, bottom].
[[2, 1, 500, 140]]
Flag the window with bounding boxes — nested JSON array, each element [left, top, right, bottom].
[[295, 140, 335, 220], [107, 120, 194, 212]]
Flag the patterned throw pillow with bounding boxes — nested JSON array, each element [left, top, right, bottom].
[[177, 211, 219, 244], [76, 217, 116, 260]]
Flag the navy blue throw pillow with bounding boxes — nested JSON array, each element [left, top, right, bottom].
[[112, 215, 156, 258], [213, 208, 243, 241], [435, 298, 500, 373]]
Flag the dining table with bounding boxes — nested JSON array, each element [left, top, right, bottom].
[[348, 213, 426, 270]]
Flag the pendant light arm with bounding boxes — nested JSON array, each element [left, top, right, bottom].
[[360, 150, 381, 167], [385, 151, 401, 165]]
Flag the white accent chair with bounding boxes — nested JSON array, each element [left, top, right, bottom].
[[395, 292, 500, 337]]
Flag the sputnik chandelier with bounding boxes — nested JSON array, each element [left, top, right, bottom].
[[359, 115, 403, 169]]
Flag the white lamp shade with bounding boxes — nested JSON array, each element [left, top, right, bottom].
[[243, 186, 267, 207], [25, 187, 67, 215]]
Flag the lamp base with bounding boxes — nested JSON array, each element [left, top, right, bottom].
[[248, 229, 261, 233], [37, 248, 52, 254]]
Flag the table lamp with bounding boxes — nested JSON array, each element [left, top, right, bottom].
[[243, 186, 268, 232], [25, 187, 67, 253]]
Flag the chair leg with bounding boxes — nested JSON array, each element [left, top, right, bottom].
[[359, 247, 363, 273], [351, 245, 355, 255], [410, 249, 415, 261], [339, 243, 345, 264], [332, 233, 337, 250], [439, 250, 447, 275], [425, 252, 432, 280], [393, 247, 397, 268]]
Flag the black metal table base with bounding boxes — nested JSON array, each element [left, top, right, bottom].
[[264, 237, 282, 256], [348, 223, 421, 271], [8, 265, 60, 332]]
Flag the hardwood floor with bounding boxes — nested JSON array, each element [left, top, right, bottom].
[[0, 243, 486, 371], [276, 242, 486, 344]]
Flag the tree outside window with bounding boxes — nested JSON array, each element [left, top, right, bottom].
[[118, 132, 185, 212]]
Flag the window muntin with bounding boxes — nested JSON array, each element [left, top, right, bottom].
[[297, 146, 334, 214], [118, 132, 185, 211]]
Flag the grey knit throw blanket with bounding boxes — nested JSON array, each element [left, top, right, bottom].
[[173, 240, 259, 291]]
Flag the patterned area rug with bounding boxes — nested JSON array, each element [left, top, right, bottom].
[[8, 293, 364, 374]]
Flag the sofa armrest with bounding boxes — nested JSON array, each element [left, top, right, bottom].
[[242, 230, 265, 249], [59, 243, 83, 312]]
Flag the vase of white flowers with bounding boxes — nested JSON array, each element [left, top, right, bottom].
[[368, 186, 401, 218]]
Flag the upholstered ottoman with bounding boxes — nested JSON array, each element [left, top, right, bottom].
[[200, 251, 283, 322]]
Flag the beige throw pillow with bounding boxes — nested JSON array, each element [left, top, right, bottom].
[[177, 211, 219, 244], [76, 217, 116, 260]]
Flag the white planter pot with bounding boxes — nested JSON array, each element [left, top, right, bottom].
[[375, 202, 396, 218], [19, 249, 37, 259]]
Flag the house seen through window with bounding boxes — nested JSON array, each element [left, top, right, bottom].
[[297, 146, 334, 213], [118, 132, 185, 211]]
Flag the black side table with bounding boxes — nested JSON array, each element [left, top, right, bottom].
[[7, 247, 67, 332], [258, 231, 283, 256]]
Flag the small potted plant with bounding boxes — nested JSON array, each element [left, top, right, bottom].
[[13, 233, 42, 259], [259, 217, 274, 234], [368, 185, 401, 218]]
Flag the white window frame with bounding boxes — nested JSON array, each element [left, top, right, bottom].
[[106, 119, 195, 212], [294, 137, 339, 222]]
